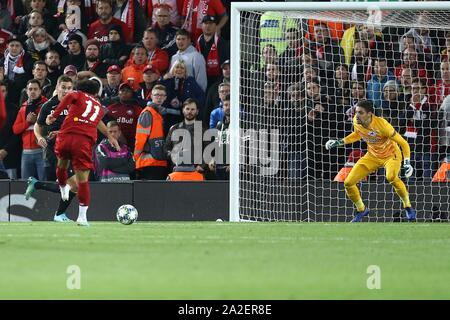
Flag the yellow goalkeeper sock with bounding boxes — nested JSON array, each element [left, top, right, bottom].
[[345, 184, 366, 212], [355, 199, 366, 212], [391, 177, 411, 208]]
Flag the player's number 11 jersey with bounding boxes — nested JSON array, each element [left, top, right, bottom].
[[54, 91, 105, 142]]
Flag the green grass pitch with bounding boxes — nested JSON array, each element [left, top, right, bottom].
[[1, 222, 449, 299]]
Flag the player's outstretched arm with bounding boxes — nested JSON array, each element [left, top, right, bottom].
[[33, 123, 47, 148], [325, 139, 343, 150], [390, 132, 413, 178], [325, 132, 360, 150], [53, 92, 76, 120]]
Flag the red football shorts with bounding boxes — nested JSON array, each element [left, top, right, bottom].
[[55, 134, 94, 170]]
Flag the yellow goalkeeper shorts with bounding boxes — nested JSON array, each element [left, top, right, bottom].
[[356, 148, 402, 175]]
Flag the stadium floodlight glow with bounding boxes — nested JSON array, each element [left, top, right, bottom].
[[230, 1, 450, 222]]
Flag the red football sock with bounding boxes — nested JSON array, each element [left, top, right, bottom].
[[77, 182, 90, 207], [56, 167, 68, 186]]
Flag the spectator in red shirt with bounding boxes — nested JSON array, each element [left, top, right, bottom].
[[13, 79, 48, 180], [0, 80, 21, 179], [104, 82, 142, 151], [0, 27, 13, 56], [112, 0, 147, 43], [138, 28, 169, 75], [430, 61, 450, 106], [195, 15, 229, 89], [180, 0, 228, 43], [87, 0, 132, 46]]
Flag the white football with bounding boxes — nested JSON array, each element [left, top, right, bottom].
[[116, 204, 138, 225]]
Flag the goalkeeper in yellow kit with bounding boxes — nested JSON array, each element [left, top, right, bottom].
[[326, 100, 416, 223]]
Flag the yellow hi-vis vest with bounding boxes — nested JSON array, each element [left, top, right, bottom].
[[259, 11, 298, 57], [134, 105, 167, 169]]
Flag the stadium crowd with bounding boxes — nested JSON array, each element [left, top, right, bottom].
[[241, 10, 450, 182], [0, 0, 231, 181], [0, 0, 449, 183]]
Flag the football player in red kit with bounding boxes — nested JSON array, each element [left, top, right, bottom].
[[46, 79, 119, 226]]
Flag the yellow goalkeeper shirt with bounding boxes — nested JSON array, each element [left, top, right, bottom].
[[345, 115, 410, 159]]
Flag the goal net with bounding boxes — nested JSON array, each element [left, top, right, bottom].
[[230, 1, 450, 222]]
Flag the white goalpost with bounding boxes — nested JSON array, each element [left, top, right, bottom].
[[230, 1, 450, 222]]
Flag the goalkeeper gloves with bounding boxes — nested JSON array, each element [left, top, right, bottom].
[[325, 139, 344, 150], [403, 158, 414, 178]]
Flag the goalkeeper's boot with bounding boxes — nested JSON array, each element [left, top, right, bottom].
[[351, 207, 370, 223], [53, 213, 73, 222], [405, 207, 416, 221], [24, 177, 38, 200]]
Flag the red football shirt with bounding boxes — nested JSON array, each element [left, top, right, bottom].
[[107, 102, 142, 147], [88, 18, 132, 45], [182, 0, 226, 42], [0, 29, 12, 56], [431, 80, 450, 105], [54, 91, 105, 142]]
